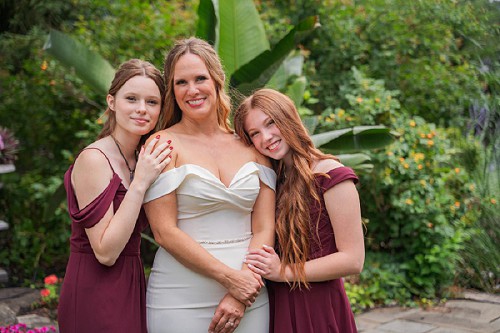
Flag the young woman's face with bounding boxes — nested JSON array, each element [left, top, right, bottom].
[[244, 107, 292, 163], [173, 53, 217, 122], [107, 75, 162, 136]]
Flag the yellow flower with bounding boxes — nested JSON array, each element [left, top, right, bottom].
[[338, 109, 345, 117], [399, 157, 405, 163], [426, 133, 434, 139], [420, 180, 426, 186], [346, 116, 353, 121], [469, 184, 475, 191], [418, 164, 423, 170], [405, 199, 413, 205], [375, 97, 380, 103], [420, 133, 426, 138], [491, 198, 497, 205], [454, 168, 460, 174], [96, 118, 104, 125], [409, 120, 416, 127], [387, 151, 393, 156], [404, 163, 409, 169], [41, 60, 48, 71], [427, 222, 434, 229], [356, 97, 363, 103], [329, 113, 336, 119], [427, 140, 434, 147], [413, 153, 425, 162], [454, 201, 460, 208]]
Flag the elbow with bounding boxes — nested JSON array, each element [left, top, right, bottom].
[[351, 255, 365, 275], [95, 253, 117, 267]]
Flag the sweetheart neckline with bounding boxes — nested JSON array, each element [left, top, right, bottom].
[[169, 161, 264, 188]]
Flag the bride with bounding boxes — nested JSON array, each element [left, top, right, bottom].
[[143, 37, 276, 333]]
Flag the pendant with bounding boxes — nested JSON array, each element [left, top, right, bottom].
[[130, 171, 134, 182]]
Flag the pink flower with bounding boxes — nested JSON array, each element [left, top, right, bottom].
[[44, 274, 58, 285]]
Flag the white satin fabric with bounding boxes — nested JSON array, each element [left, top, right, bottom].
[[144, 162, 276, 333]]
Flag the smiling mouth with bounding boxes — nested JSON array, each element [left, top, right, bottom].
[[187, 98, 204, 106], [268, 140, 280, 151]]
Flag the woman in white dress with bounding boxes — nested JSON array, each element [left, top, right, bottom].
[[144, 37, 276, 333]]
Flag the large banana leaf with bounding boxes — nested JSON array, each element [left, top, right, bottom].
[[43, 29, 115, 95], [336, 153, 374, 173], [196, 0, 217, 44], [232, 16, 320, 95], [312, 126, 396, 153]]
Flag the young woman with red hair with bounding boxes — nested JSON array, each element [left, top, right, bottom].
[[234, 88, 365, 333]]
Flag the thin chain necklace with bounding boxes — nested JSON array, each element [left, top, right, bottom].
[[110, 134, 136, 182]]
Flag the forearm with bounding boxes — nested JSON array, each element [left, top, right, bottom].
[[285, 251, 364, 282], [91, 184, 147, 264], [154, 226, 235, 286]]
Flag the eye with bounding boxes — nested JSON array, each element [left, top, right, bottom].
[[196, 75, 208, 82], [266, 119, 275, 126], [126, 96, 137, 101], [175, 79, 187, 85], [147, 99, 159, 105], [248, 131, 259, 138]]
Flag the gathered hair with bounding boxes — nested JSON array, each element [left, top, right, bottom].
[[160, 37, 232, 133], [97, 59, 165, 147], [234, 88, 336, 289]]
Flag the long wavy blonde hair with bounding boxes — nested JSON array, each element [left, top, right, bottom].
[[160, 37, 233, 133], [234, 88, 336, 289]]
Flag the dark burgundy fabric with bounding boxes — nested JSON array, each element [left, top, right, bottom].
[[58, 149, 148, 332], [268, 166, 359, 333]]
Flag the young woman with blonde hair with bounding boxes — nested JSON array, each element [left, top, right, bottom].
[[234, 88, 364, 333]]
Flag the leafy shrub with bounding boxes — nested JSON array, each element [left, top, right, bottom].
[[360, 115, 481, 297]]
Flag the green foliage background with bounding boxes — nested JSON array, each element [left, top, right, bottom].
[[0, 0, 498, 310]]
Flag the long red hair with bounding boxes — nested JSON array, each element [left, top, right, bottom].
[[234, 89, 336, 289]]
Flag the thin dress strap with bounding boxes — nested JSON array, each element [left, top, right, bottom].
[[79, 147, 115, 173]]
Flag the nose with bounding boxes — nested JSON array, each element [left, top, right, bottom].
[[136, 99, 147, 113], [262, 129, 273, 142], [187, 82, 199, 95]]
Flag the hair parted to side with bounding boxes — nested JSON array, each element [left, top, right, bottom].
[[234, 88, 337, 289], [161, 37, 233, 133], [97, 59, 165, 146]]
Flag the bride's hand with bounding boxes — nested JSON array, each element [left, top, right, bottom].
[[208, 293, 245, 333], [223, 269, 262, 306]]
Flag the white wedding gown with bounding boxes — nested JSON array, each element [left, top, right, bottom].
[[144, 162, 276, 333]]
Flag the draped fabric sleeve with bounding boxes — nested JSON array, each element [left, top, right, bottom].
[[64, 164, 123, 229], [318, 166, 359, 195], [144, 167, 189, 203], [255, 163, 277, 192]]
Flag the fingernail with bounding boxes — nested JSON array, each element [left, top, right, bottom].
[[156, 135, 160, 139], [167, 139, 171, 144], [169, 146, 173, 150], [263, 244, 270, 248]]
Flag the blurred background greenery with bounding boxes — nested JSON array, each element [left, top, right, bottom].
[[0, 0, 498, 313]]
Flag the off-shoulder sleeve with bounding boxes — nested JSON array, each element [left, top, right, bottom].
[[318, 166, 359, 194], [64, 165, 123, 229], [255, 163, 277, 191], [144, 168, 187, 203]]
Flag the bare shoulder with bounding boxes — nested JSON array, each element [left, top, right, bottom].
[[313, 158, 344, 173], [74, 145, 111, 173], [145, 129, 176, 146], [232, 134, 272, 167]]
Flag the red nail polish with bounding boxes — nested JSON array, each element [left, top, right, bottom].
[[156, 135, 160, 139], [167, 140, 172, 144], [169, 146, 173, 150]]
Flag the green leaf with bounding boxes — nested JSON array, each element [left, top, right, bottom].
[[217, 0, 269, 77], [196, 0, 217, 44], [231, 15, 320, 95], [266, 52, 304, 91], [311, 126, 395, 153], [43, 29, 114, 95], [336, 153, 374, 173]]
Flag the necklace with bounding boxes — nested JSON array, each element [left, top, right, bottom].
[[110, 135, 136, 182]]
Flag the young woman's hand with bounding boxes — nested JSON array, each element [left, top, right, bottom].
[[245, 244, 285, 282], [133, 135, 172, 188]]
